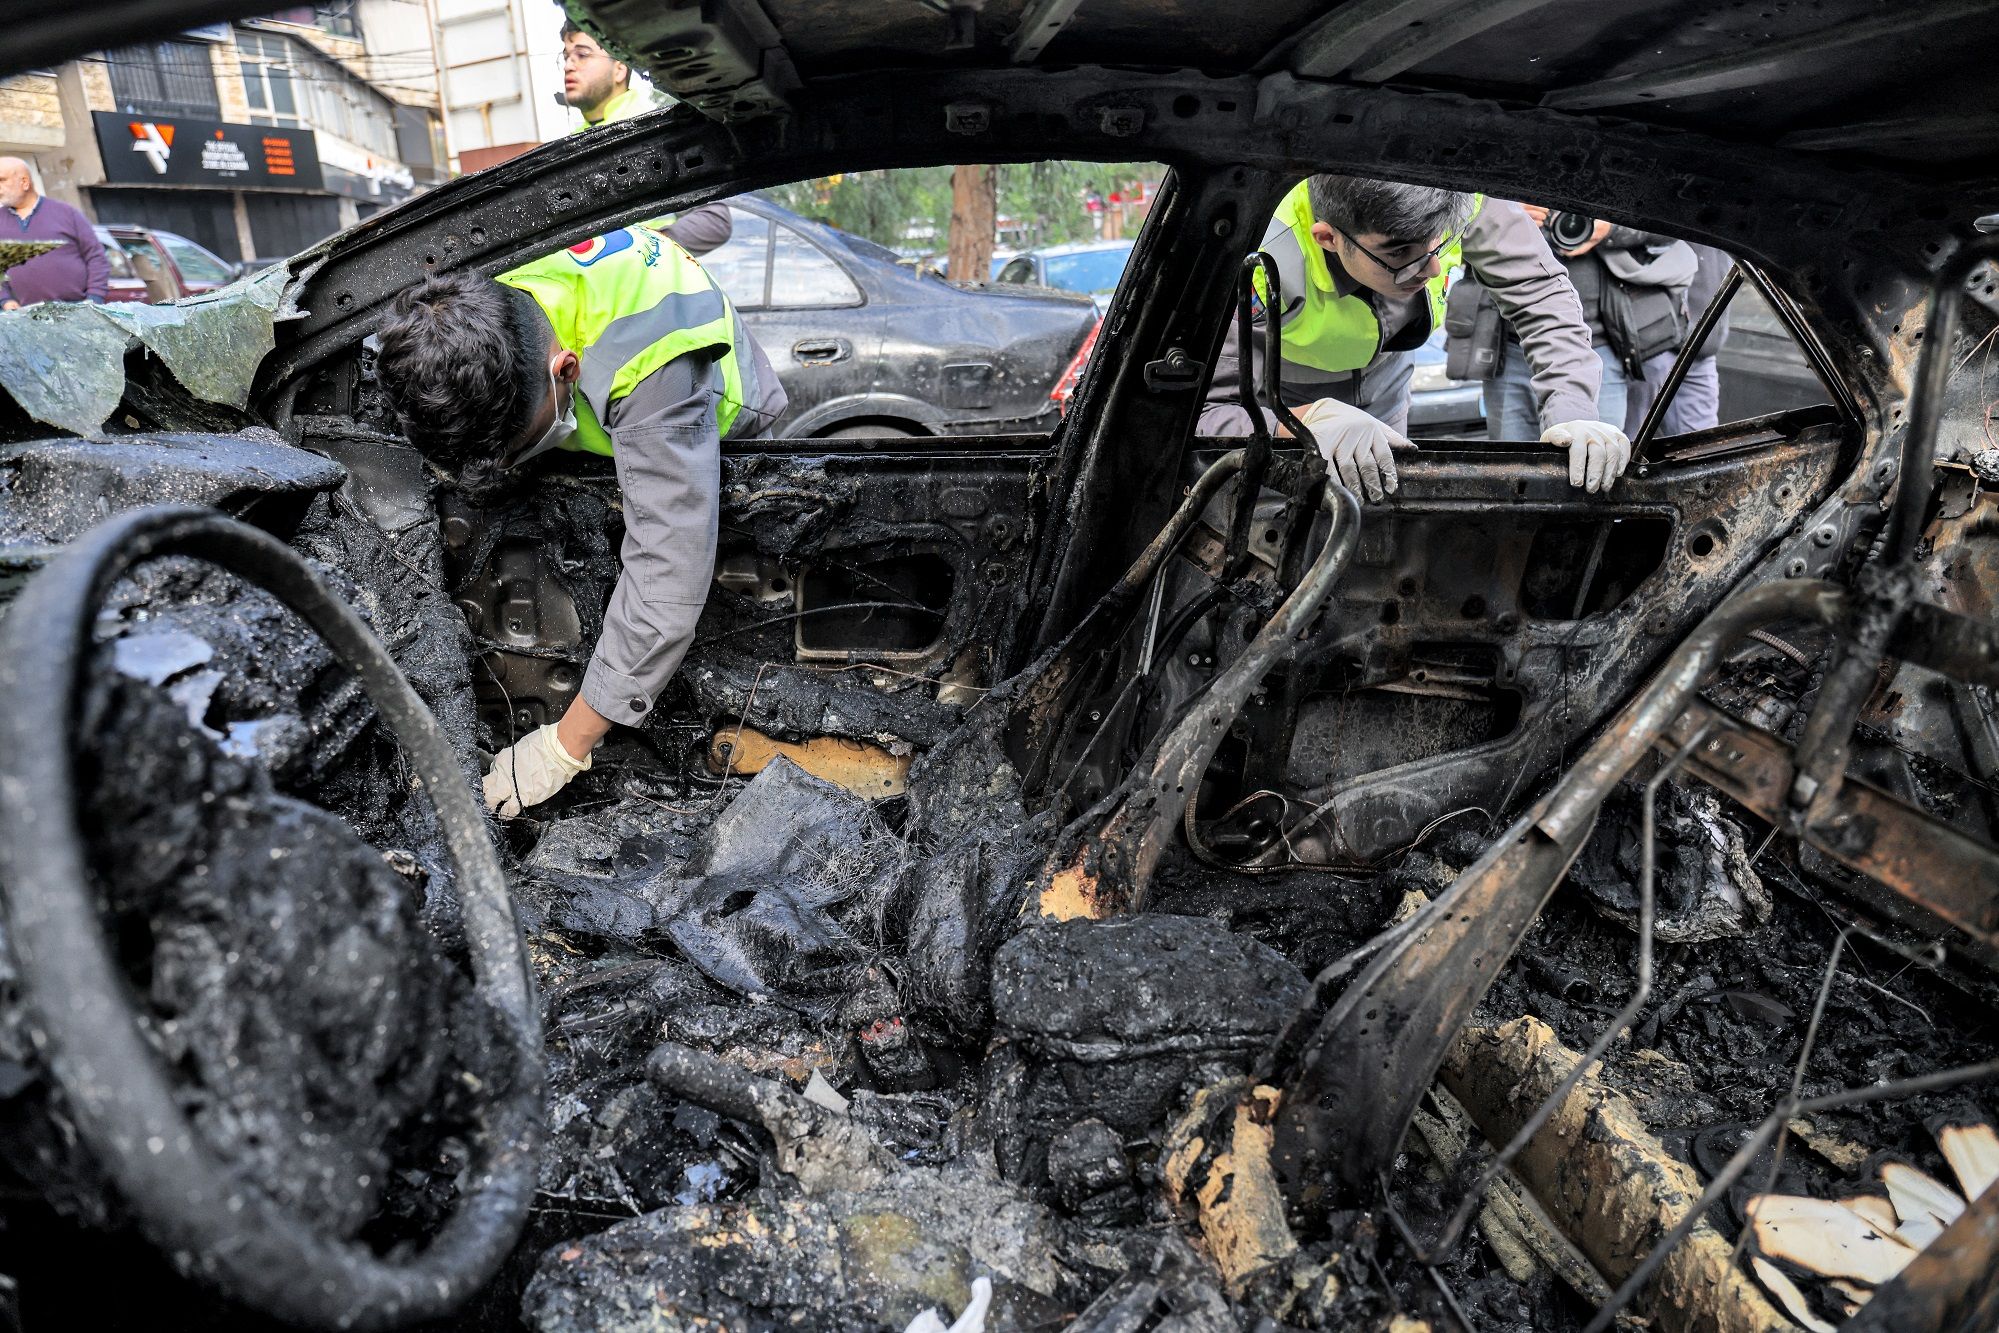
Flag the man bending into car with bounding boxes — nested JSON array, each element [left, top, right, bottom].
[[375, 227, 786, 815], [1201, 174, 1630, 495]]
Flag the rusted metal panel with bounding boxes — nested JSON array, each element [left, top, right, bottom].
[[1660, 700, 1999, 951], [1269, 427, 1846, 866], [1046, 474, 1359, 914], [1273, 581, 1855, 1197]]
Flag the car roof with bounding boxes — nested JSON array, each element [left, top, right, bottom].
[[728, 193, 901, 266], [22, 5, 1988, 186], [1022, 240, 1138, 259], [556, 0, 1997, 182]]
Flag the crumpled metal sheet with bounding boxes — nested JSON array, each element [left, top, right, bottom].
[[0, 265, 289, 436]]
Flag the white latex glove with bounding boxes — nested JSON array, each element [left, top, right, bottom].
[[904, 1276, 992, 1333], [482, 723, 591, 816], [1542, 418, 1631, 493], [1294, 397, 1413, 502]]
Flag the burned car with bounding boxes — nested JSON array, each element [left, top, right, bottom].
[[0, 2, 1998, 1332]]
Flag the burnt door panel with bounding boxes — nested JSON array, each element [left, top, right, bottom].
[[1142, 412, 1851, 868], [442, 441, 1046, 769]]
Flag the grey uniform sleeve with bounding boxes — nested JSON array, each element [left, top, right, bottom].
[[1198, 314, 1260, 435], [1464, 200, 1602, 431], [579, 355, 721, 724], [665, 203, 733, 258]]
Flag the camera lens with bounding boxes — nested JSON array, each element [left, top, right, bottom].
[[1547, 211, 1595, 251]]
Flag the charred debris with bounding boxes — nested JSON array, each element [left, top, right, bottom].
[[1, 264, 1999, 1333]]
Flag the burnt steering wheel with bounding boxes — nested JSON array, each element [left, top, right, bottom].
[[0, 506, 542, 1330]]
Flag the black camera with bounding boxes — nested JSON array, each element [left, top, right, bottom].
[[1543, 210, 1597, 252]]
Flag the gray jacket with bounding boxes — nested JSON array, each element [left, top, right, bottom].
[[1682, 243, 1734, 358], [1529, 224, 1682, 345], [662, 202, 733, 258], [1201, 197, 1599, 436], [579, 321, 786, 725]]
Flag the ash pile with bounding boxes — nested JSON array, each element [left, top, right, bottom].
[[495, 691, 1999, 1333]]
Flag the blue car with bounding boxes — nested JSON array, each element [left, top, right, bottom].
[[993, 239, 1136, 306]]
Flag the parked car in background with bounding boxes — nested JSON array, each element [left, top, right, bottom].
[[995, 239, 1136, 305], [701, 195, 1098, 436], [95, 228, 153, 304], [1408, 328, 1485, 437], [99, 225, 239, 300]]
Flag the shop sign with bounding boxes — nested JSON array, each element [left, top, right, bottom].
[[93, 112, 324, 191], [316, 134, 416, 201]]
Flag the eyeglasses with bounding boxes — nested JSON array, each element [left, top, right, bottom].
[[562, 47, 611, 67], [1337, 228, 1451, 285]]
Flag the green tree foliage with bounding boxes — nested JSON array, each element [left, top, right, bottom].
[[768, 162, 1158, 255]]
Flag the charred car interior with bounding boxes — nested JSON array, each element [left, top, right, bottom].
[[2, 2, 1999, 1331]]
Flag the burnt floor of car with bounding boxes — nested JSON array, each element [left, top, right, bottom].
[[2, 410, 1996, 1333]]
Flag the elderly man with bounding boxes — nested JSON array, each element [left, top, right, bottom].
[[0, 158, 107, 309]]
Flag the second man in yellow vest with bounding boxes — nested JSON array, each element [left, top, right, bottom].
[[374, 226, 787, 814], [1201, 175, 1630, 496], [561, 20, 733, 257]]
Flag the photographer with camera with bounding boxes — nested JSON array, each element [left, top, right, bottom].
[[1450, 203, 1694, 448]]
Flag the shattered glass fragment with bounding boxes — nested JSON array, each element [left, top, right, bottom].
[[0, 267, 288, 436]]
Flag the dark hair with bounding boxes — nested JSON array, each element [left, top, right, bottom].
[[374, 271, 547, 479], [559, 18, 581, 39], [1306, 174, 1474, 247]]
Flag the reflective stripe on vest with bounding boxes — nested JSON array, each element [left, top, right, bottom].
[[499, 227, 746, 456], [1257, 181, 1481, 383]]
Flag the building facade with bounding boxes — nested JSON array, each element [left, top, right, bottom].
[[33, 3, 446, 266], [433, 0, 570, 174]]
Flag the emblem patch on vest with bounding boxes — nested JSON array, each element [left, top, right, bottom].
[[567, 230, 636, 266]]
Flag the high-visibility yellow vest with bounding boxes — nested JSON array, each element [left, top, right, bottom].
[[576, 86, 650, 128], [1257, 181, 1481, 379], [499, 227, 758, 455]]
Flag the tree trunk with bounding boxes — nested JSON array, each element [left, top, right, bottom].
[[947, 164, 995, 283]]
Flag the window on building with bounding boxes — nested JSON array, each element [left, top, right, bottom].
[[395, 105, 446, 185], [104, 39, 220, 118], [263, 4, 361, 38], [237, 30, 300, 126], [237, 28, 398, 159]]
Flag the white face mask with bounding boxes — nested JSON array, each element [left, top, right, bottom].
[[505, 364, 576, 469]]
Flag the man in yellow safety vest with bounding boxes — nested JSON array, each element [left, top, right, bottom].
[[1201, 174, 1630, 496], [374, 226, 787, 814], [561, 20, 732, 256]]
